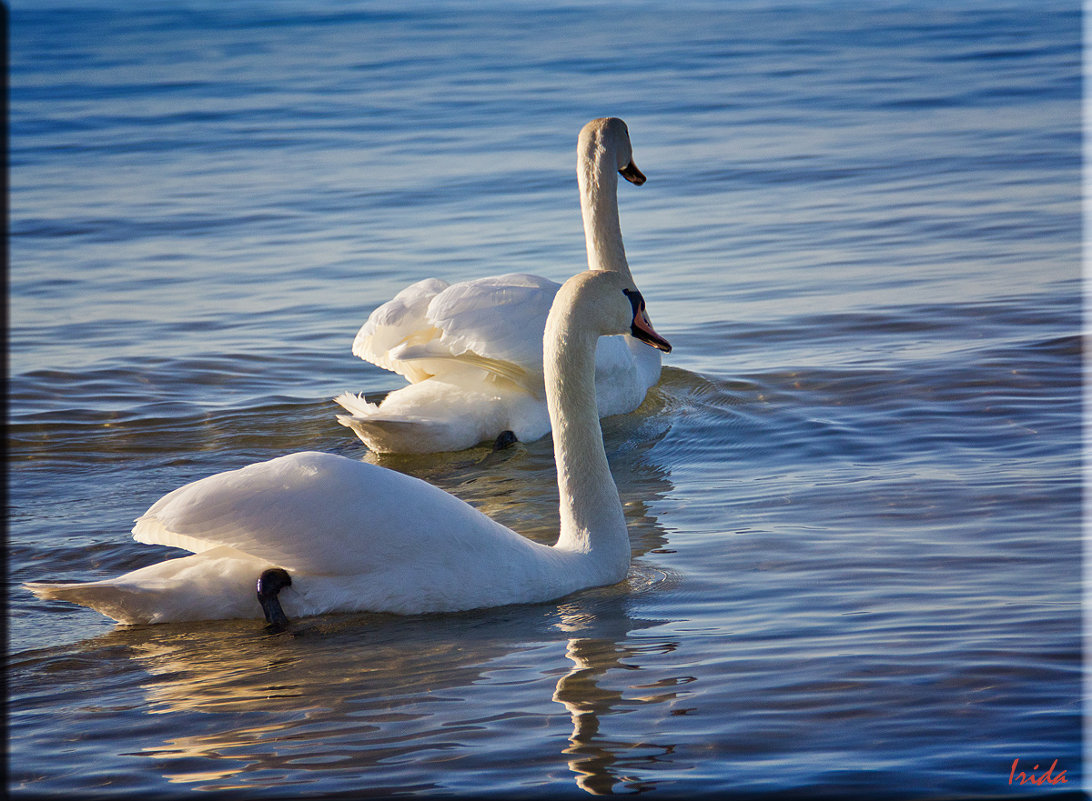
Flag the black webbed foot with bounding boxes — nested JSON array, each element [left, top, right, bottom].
[[256, 567, 292, 632], [492, 430, 518, 451]]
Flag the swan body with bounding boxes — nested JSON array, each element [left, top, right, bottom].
[[26, 270, 671, 625], [335, 117, 661, 453]]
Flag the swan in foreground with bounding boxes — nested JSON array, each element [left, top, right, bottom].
[[26, 270, 672, 625], [334, 117, 661, 453]]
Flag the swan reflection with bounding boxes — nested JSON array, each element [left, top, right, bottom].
[[46, 399, 683, 794], [114, 601, 691, 794], [550, 601, 691, 795]]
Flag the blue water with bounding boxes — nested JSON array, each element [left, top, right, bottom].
[[8, 1, 1083, 798]]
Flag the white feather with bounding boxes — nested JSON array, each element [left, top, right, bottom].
[[336, 118, 661, 453], [26, 270, 669, 625]]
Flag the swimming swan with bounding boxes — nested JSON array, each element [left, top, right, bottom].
[[333, 117, 661, 453], [26, 270, 672, 625]]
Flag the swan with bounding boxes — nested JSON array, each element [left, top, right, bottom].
[[25, 270, 672, 625], [333, 117, 661, 454]]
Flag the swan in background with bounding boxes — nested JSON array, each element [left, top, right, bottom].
[[334, 117, 662, 454], [26, 270, 671, 625]]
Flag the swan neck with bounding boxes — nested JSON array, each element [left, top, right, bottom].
[[544, 308, 629, 565], [579, 154, 634, 284]]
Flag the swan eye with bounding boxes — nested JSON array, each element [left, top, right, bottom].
[[622, 288, 646, 314]]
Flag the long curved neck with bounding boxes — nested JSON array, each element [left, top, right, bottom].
[[579, 150, 634, 284], [544, 300, 629, 572]]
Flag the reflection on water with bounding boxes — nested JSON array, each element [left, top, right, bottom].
[[9, 1, 1080, 796], [9, 410, 683, 796], [10, 353, 1081, 797], [127, 618, 510, 789], [43, 583, 685, 795], [552, 606, 685, 795]]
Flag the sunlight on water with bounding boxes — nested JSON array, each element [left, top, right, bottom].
[[8, 1, 1081, 798]]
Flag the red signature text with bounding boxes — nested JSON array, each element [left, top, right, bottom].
[[1009, 758, 1067, 786]]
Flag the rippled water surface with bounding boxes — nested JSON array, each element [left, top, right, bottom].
[[8, 1, 1083, 798]]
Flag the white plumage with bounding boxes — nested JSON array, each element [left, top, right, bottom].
[[26, 270, 671, 625], [334, 117, 661, 453]]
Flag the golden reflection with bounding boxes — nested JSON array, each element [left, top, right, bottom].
[[75, 396, 680, 794], [550, 601, 689, 795]]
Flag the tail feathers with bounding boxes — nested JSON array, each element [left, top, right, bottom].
[[332, 391, 380, 417], [336, 413, 463, 454], [26, 579, 166, 625], [333, 391, 470, 452], [25, 547, 275, 625]]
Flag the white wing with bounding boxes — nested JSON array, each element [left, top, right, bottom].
[[427, 273, 561, 373], [352, 273, 560, 393], [341, 273, 662, 452], [131, 452, 522, 576], [351, 277, 450, 382]]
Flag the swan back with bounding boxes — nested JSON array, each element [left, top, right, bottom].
[[76, 451, 592, 619], [131, 452, 518, 577]]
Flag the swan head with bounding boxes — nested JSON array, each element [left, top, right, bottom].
[[579, 117, 645, 186], [624, 288, 672, 353], [553, 271, 671, 353]]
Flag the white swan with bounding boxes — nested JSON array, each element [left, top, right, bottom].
[[333, 117, 661, 453], [26, 270, 672, 625]]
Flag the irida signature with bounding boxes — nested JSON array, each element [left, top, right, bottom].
[[1009, 758, 1067, 787]]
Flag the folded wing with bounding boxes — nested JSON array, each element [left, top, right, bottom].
[[352, 273, 561, 393], [130, 452, 519, 576]]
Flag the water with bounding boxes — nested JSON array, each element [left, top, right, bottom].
[[8, 1, 1082, 797]]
